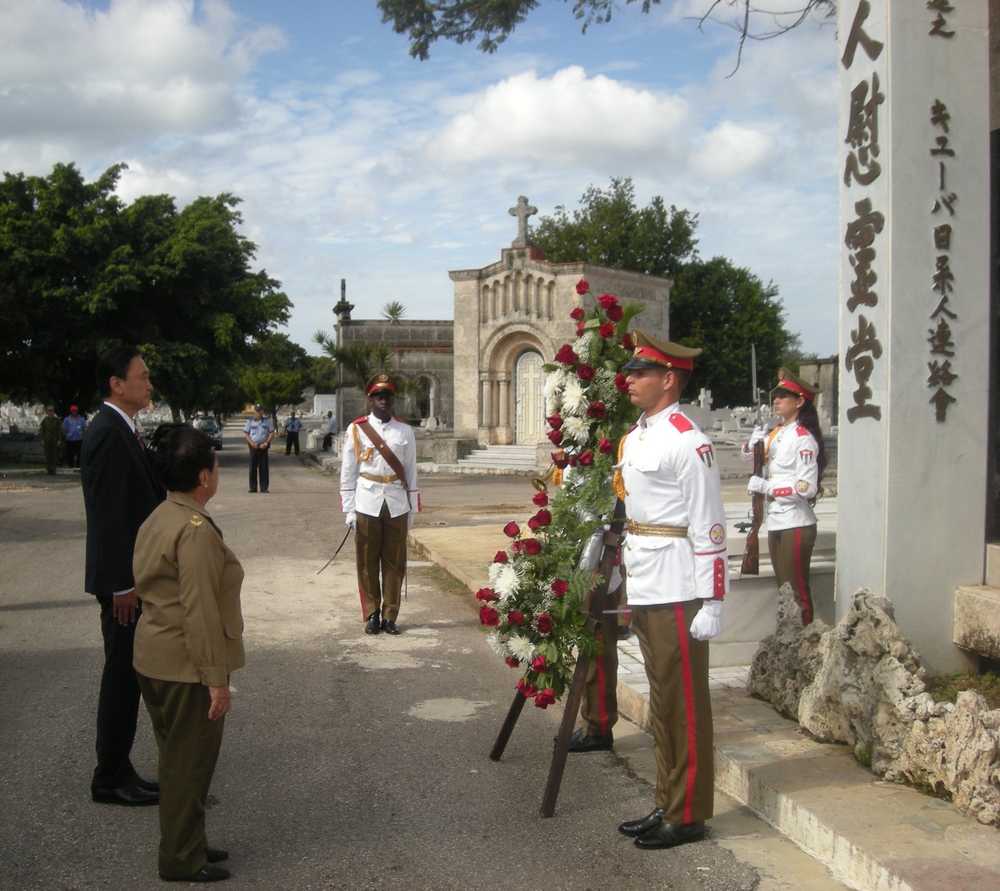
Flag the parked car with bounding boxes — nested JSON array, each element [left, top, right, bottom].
[[192, 416, 223, 450]]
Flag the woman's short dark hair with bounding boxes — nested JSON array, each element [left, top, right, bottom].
[[153, 425, 216, 492]]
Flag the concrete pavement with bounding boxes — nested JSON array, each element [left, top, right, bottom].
[[390, 464, 1000, 891]]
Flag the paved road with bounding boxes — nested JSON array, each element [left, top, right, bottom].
[[0, 435, 842, 890]]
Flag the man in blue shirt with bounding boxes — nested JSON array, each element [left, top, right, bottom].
[[284, 410, 302, 456], [61, 405, 87, 468], [243, 404, 275, 493]]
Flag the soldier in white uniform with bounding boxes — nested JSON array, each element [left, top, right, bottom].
[[614, 331, 728, 850], [743, 367, 827, 624], [340, 374, 419, 635]]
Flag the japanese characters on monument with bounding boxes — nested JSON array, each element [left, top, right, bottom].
[[841, 0, 886, 423]]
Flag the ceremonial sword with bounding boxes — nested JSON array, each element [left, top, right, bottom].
[[317, 526, 352, 575]]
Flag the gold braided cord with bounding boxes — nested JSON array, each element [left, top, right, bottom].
[[626, 520, 689, 538], [613, 432, 629, 500], [352, 424, 374, 462]]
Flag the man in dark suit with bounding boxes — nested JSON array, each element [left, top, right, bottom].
[[81, 345, 164, 805]]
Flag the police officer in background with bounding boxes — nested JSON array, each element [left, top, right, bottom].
[[614, 331, 728, 850], [243, 404, 274, 493], [283, 410, 302, 456], [340, 374, 419, 635]]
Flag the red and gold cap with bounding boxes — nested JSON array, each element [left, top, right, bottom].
[[365, 373, 396, 396], [622, 330, 702, 371], [771, 367, 820, 401]]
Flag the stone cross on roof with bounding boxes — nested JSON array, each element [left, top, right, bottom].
[[508, 195, 537, 248]]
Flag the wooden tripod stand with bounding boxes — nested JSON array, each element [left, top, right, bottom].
[[489, 500, 627, 817]]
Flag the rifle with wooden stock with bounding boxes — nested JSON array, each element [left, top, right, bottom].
[[741, 345, 764, 576]]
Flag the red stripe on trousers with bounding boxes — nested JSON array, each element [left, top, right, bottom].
[[793, 527, 812, 625], [674, 603, 697, 824]]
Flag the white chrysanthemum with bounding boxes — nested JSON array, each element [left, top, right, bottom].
[[509, 634, 537, 663], [543, 369, 566, 415], [561, 377, 587, 415], [488, 561, 503, 585], [563, 415, 591, 444], [594, 368, 619, 405], [493, 563, 521, 600], [487, 630, 512, 657]]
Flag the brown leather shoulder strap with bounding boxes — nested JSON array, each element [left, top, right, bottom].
[[357, 419, 409, 487]]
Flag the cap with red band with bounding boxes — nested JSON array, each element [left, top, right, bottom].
[[771, 367, 820, 401], [366, 373, 396, 396], [622, 330, 702, 372]]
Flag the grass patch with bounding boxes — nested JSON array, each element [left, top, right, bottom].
[[925, 670, 1000, 710]]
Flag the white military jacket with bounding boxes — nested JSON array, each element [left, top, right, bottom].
[[619, 403, 729, 606], [340, 414, 419, 519], [742, 422, 819, 532]]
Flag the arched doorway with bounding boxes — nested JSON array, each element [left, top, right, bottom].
[[514, 350, 545, 444]]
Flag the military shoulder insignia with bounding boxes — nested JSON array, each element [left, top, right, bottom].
[[352, 416, 368, 425], [696, 443, 715, 468], [669, 413, 693, 433], [796, 424, 810, 437], [189, 515, 203, 527], [795, 480, 811, 494], [799, 449, 814, 463]]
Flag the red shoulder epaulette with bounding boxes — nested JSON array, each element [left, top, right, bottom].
[[796, 424, 810, 436], [352, 415, 368, 425], [669, 413, 693, 433], [393, 415, 411, 425]]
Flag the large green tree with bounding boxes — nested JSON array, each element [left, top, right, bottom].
[[532, 177, 698, 277], [531, 177, 796, 404], [377, 0, 832, 62], [0, 163, 291, 414]]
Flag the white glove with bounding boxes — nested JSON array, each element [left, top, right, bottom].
[[407, 512, 415, 530], [345, 511, 357, 530], [748, 425, 767, 447], [747, 475, 771, 496], [690, 600, 723, 641]]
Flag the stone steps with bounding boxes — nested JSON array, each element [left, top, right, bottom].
[[456, 444, 539, 470]]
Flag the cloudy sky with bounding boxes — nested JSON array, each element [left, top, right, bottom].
[[1, 0, 840, 356]]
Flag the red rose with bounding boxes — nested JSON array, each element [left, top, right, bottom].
[[577, 364, 595, 381], [554, 344, 578, 365], [524, 538, 542, 555], [599, 322, 614, 338], [532, 492, 549, 507], [510, 540, 524, 553], [505, 656, 520, 669], [536, 613, 553, 634], [503, 521, 521, 538], [599, 438, 614, 454], [551, 579, 568, 596], [527, 516, 540, 532], [578, 450, 594, 466], [587, 401, 606, 420], [535, 688, 556, 708], [507, 610, 524, 627], [575, 279, 590, 295], [552, 450, 569, 468], [533, 509, 552, 527], [531, 654, 547, 673], [576, 321, 585, 336], [479, 605, 499, 626], [546, 413, 563, 430], [622, 333, 634, 351], [516, 678, 538, 698], [615, 372, 629, 392], [493, 550, 508, 564], [597, 293, 619, 309], [606, 305, 623, 322], [476, 587, 496, 602], [570, 307, 585, 321], [567, 455, 578, 467], [547, 429, 563, 446]]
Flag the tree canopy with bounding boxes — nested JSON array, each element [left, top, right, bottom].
[[531, 177, 797, 405], [377, 0, 832, 64], [0, 162, 291, 415]]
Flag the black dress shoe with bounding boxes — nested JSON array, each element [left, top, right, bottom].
[[364, 612, 381, 635], [91, 782, 159, 806], [634, 821, 706, 849], [160, 864, 230, 882], [381, 620, 399, 635], [134, 775, 159, 793], [617, 625, 632, 640], [618, 808, 667, 837], [205, 847, 229, 863], [568, 728, 613, 752]]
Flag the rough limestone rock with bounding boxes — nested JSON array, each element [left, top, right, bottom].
[[747, 584, 827, 719], [797, 589, 924, 770], [749, 586, 1000, 825]]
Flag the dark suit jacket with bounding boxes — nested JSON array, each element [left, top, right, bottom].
[[81, 404, 164, 598]]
